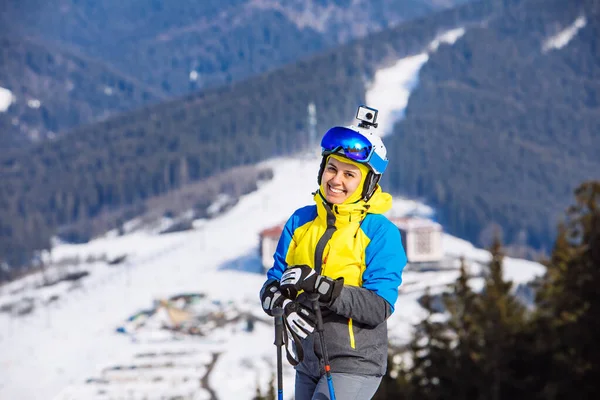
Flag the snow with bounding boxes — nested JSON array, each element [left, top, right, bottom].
[[0, 157, 319, 400], [366, 54, 429, 136], [0, 87, 14, 112], [366, 28, 465, 136], [27, 99, 41, 109], [428, 27, 465, 52], [442, 234, 545, 283], [0, 24, 546, 399], [0, 154, 546, 400], [542, 16, 586, 52], [249, 1, 356, 34]]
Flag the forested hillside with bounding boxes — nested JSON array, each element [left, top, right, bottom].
[[384, 0, 600, 254], [2, 0, 462, 95], [0, 0, 495, 267], [0, 0, 466, 149], [0, 35, 166, 149], [1, 0, 598, 268]]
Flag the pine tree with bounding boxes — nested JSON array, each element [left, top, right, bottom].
[[534, 181, 600, 398], [405, 242, 530, 400], [252, 372, 277, 400], [266, 373, 276, 400], [443, 258, 484, 399], [253, 385, 264, 400], [253, 377, 266, 400], [405, 288, 454, 400], [476, 237, 527, 400]]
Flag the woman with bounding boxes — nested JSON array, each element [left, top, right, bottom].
[[260, 113, 407, 399]]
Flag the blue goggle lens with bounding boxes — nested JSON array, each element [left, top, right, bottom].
[[320, 127, 373, 163]]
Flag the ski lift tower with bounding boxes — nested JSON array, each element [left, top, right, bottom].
[[307, 102, 317, 154]]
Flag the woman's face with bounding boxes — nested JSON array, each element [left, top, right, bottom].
[[321, 156, 363, 204]]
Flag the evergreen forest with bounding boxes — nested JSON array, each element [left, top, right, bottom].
[[1, 0, 598, 272]]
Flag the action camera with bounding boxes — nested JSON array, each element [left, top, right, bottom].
[[356, 105, 378, 129]]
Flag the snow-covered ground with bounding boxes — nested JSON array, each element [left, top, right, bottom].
[[0, 86, 14, 112], [0, 26, 546, 400], [542, 15, 586, 52], [0, 155, 545, 400], [366, 27, 465, 136]]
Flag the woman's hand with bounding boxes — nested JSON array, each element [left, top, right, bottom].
[[260, 279, 284, 316], [280, 265, 344, 304], [281, 299, 316, 339]]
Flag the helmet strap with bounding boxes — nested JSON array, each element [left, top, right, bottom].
[[317, 156, 328, 185], [361, 172, 381, 202]]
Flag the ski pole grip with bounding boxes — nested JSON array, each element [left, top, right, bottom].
[[273, 307, 284, 347], [307, 292, 320, 304]]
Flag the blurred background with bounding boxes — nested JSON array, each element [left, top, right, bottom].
[[0, 0, 598, 399]]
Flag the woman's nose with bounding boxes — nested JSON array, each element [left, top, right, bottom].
[[330, 172, 343, 184]]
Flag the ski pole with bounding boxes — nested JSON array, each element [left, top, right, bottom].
[[272, 307, 284, 400], [308, 293, 336, 400]]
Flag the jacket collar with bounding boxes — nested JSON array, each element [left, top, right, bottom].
[[313, 185, 392, 227]]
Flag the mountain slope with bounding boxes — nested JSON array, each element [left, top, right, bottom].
[[0, 154, 545, 400], [384, 0, 600, 252], [0, 0, 497, 267], [3, 0, 466, 91], [0, 35, 166, 149], [0, 0, 467, 149], [2, 0, 596, 266]]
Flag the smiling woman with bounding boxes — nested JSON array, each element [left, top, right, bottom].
[[321, 154, 366, 204], [259, 106, 408, 399]]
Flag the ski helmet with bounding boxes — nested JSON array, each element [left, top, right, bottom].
[[317, 124, 388, 201]]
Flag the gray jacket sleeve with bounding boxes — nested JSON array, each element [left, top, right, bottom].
[[326, 285, 391, 327]]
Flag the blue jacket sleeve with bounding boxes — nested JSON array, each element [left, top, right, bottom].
[[265, 215, 296, 281], [362, 218, 407, 313]]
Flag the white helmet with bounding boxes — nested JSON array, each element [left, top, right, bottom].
[[318, 124, 389, 201]]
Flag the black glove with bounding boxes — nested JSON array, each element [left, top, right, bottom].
[[260, 279, 284, 316], [281, 298, 316, 339], [280, 264, 344, 304]]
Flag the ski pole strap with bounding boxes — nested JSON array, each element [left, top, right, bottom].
[[282, 324, 304, 366]]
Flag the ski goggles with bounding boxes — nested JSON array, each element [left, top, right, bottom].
[[320, 126, 388, 174]]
